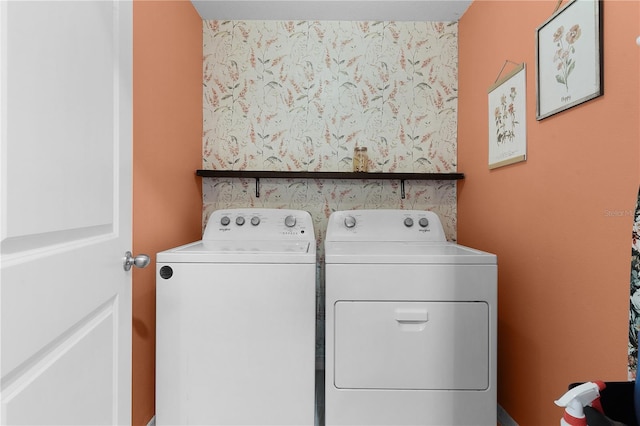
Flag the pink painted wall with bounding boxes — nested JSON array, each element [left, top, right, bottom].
[[132, 1, 202, 424], [458, 0, 640, 424]]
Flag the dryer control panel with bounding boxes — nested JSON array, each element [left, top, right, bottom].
[[326, 209, 446, 242], [203, 208, 314, 241]]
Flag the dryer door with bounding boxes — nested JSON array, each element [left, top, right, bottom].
[[334, 301, 489, 390]]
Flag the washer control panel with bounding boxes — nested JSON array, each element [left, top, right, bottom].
[[204, 208, 314, 240], [327, 209, 446, 242]]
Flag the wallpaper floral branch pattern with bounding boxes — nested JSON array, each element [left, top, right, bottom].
[[203, 20, 458, 174], [202, 19, 459, 235], [202, 19, 459, 366]]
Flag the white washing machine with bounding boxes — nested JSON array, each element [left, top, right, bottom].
[[156, 208, 316, 426], [324, 209, 497, 426]]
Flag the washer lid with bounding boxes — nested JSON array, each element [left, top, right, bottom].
[[157, 240, 316, 263], [324, 241, 496, 264]]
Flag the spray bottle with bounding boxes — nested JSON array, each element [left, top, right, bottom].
[[554, 381, 606, 426]]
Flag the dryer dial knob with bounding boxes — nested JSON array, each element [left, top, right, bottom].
[[220, 216, 231, 226], [235, 216, 245, 226], [284, 215, 297, 227], [251, 216, 260, 226], [419, 218, 429, 228], [344, 215, 356, 228], [404, 217, 414, 227]]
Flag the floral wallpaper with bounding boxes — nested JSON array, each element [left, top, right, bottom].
[[203, 20, 458, 174], [202, 19, 459, 236], [201, 19, 459, 366]]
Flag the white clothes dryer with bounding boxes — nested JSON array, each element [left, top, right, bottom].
[[324, 209, 497, 426], [156, 208, 316, 426]]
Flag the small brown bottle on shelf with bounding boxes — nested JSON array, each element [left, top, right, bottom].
[[353, 146, 368, 172]]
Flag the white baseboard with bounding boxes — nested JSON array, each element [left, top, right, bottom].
[[146, 416, 156, 426], [497, 404, 518, 426]]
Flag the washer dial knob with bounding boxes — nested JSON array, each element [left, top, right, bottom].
[[404, 217, 414, 227], [235, 216, 245, 226], [419, 217, 429, 228], [344, 216, 356, 228], [220, 216, 231, 226], [251, 216, 261, 226], [284, 215, 297, 227]]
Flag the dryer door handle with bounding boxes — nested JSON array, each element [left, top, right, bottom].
[[394, 308, 429, 324]]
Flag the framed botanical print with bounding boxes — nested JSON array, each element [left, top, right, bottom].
[[536, 0, 603, 120], [488, 63, 527, 169]]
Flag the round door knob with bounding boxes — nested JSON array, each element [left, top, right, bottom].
[[284, 215, 297, 227], [344, 216, 356, 228], [220, 216, 230, 226], [404, 217, 414, 227], [235, 216, 245, 226], [251, 216, 261, 226], [419, 218, 429, 228], [123, 251, 151, 271]]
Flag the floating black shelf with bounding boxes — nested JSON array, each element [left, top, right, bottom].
[[196, 169, 464, 198], [196, 169, 464, 180]]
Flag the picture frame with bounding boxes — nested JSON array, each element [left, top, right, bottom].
[[488, 63, 527, 169], [536, 0, 603, 120]]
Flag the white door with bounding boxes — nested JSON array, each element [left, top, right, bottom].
[[1, 1, 134, 425]]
